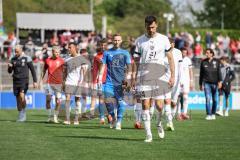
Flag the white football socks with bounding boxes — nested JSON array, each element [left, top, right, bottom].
[[219, 95, 223, 112], [165, 104, 172, 123], [65, 100, 71, 121], [156, 110, 162, 127], [171, 105, 177, 118], [142, 110, 152, 137], [75, 101, 82, 120], [81, 99, 87, 113], [183, 94, 188, 114], [54, 110, 59, 117], [47, 108, 52, 118], [149, 105, 155, 119], [134, 103, 142, 123]]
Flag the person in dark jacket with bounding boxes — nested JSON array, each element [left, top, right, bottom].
[[216, 56, 235, 117], [199, 48, 222, 120], [8, 45, 37, 122]]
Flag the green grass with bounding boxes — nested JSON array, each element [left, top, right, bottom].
[[0, 110, 240, 160]]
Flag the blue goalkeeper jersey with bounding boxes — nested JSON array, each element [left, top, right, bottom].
[[102, 48, 131, 86]]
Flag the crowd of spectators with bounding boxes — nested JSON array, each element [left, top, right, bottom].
[[168, 31, 240, 67], [1, 30, 240, 68]]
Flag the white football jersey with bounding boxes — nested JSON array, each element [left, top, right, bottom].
[[135, 33, 171, 89], [181, 56, 192, 83], [172, 48, 183, 82], [64, 55, 82, 85], [135, 33, 171, 64]]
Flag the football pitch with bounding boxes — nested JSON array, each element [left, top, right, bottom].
[[0, 110, 240, 160]]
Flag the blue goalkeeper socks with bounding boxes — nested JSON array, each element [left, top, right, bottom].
[[117, 99, 126, 123], [98, 102, 105, 119], [105, 102, 115, 119]]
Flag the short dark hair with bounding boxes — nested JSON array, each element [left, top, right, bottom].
[[145, 16, 157, 25], [206, 48, 214, 56], [80, 48, 87, 54], [220, 56, 229, 62], [100, 38, 108, 44], [168, 38, 175, 44], [68, 42, 77, 47], [180, 47, 187, 52], [113, 33, 121, 38]]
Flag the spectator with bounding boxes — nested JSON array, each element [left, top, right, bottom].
[[50, 32, 59, 46], [41, 43, 51, 62], [199, 48, 222, 120], [195, 31, 201, 44], [60, 43, 69, 58], [205, 32, 213, 48], [216, 56, 235, 117], [216, 33, 224, 57], [229, 39, 237, 54], [222, 34, 230, 56], [5, 32, 17, 59], [24, 36, 35, 58], [233, 49, 240, 65], [194, 42, 202, 57]]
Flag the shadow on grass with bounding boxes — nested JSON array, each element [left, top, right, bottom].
[[0, 119, 49, 124], [25, 120, 51, 124], [123, 127, 143, 130], [57, 135, 142, 142], [31, 114, 47, 118], [45, 124, 109, 130], [0, 119, 16, 122]]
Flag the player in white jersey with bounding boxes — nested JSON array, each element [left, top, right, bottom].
[[177, 47, 193, 120], [79, 48, 92, 119], [63, 42, 89, 125], [169, 38, 183, 121], [134, 16, 175, 142]]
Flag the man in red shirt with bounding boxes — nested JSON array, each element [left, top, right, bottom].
[[41, 46, 64, 123], [90, 38, 108, 124]]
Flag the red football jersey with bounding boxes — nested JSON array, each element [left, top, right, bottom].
[[44, 56, 64, 84], [92, 52, 107, 84]]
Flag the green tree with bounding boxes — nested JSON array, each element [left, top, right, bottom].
[[95, 0, 173, 37], [3, 0, 174, 37], [192, 0, 240, 29]]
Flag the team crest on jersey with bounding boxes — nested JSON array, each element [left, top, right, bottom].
[[56, 61, 60, 67], [213, 61, 216, 68], [72, 62, 77, 68], [149, 41, 155, 50], [150, 45, 155, 50], [21, 59, 26, 66], [118, 54, 124, 59]]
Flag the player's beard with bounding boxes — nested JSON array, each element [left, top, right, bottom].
[[113, 43, 121, 49], [148, 32, 156, 38]]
